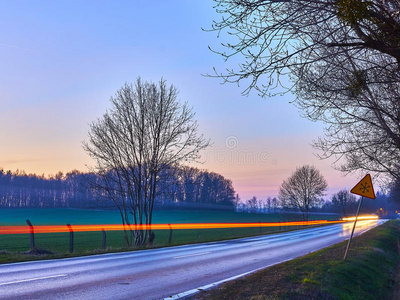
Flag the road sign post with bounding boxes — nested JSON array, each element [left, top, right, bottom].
[[343, 174, 375, 260], [343, 196, 364, 260]]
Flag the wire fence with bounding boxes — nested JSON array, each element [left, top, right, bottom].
[[0, 219, 345, 255]]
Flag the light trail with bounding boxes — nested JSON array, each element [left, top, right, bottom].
[[342, 215, 379, 221], [0, 220, 345, 235]]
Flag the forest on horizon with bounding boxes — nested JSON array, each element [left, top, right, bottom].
[[0, 166, 236, 210]]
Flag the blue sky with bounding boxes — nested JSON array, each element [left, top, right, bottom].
[[0, 0, 362, 200]]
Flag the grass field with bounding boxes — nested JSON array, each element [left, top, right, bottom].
[[0, 208, 340, 263], [0, 208, 336, 225]]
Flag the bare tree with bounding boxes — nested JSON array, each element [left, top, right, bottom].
[[331, 189, 357, 217], [271, 197, 278, 213], [388, 174, 400, 205], [232, 193, 241, 210], [267, 196, 272, 213], [208, 1, 400, 181], [279, 165, 328, 221], [83, 78, 210, 247], [208, 0, 400, 96], [246, 196, 258, 213], [294, 44, 400, 179]]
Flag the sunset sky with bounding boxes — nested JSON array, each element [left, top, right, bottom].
[[0, 0, 363, 200]]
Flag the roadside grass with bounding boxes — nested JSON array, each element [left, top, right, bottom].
[[191, 220, 400, 300], [0, 209, 340, 264]]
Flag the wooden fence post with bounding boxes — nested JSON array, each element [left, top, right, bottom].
[[102, 229, 106, 250], [168, 224, 173, 244], [67, 224, 73, 254], [26, 219, 35, 250]]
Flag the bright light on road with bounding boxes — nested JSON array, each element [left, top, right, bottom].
[[0, 220, 345, 234], [342, 215, 379, 221]]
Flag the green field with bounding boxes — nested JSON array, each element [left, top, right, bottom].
[[0, 209, 340, 263]]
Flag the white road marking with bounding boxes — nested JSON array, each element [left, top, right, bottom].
[[251, 242, 270, 247], [0, 274, 68, 286], [173, 252, 211, 259], [163, 256, 299, 300]]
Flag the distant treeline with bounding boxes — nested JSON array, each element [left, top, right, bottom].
[[239, 193, 399, 218], [0, 167, 235, 209]]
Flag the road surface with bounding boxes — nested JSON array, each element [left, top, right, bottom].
[[0, 219, 386, 300]]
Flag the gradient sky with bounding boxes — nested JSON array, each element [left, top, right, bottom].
[[0, 0, 363, 200]]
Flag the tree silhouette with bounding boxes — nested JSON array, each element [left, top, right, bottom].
[[279, 165, 328, 221], [83, 78, 210, 246]]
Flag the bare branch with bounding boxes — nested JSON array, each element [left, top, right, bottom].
[[83, 78, 210, 246]]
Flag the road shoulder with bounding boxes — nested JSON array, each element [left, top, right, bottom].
[[189, 220, 400, 300]]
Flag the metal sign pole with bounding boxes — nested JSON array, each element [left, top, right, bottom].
[[344, 196, 364, 260]]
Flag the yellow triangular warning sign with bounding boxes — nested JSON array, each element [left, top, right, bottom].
[[350, 174, 375, 199]]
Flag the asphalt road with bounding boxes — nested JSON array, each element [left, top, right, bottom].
[[0, 219, 386, 300]]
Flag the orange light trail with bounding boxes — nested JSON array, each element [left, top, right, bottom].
[[0, 220, 345, 235], [342, 215, 379, 221]]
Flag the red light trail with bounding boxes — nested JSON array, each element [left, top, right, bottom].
[[0, 220, 345, 235]]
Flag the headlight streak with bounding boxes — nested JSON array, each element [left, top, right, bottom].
[[0, 220, 346, 235], [342, 215, 379, 221]]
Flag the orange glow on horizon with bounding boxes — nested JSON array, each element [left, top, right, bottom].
[[0, 220, 345, 235]]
